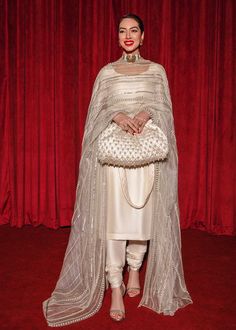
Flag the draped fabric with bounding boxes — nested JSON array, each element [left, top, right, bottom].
[[42, 58, 192, 327], [0, 0, 235, 234]]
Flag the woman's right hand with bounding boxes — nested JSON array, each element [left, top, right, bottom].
[[112, 113, 139, 134]]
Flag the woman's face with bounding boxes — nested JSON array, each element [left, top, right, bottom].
[[118, 18, 144, 54]]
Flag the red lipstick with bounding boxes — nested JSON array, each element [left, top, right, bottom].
[[124, 40, 134, 46]]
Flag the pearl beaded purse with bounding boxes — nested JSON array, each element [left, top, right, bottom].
[[97, 119, 169, 168]]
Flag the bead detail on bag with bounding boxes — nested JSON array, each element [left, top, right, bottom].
[[97, 119, 169, 168]]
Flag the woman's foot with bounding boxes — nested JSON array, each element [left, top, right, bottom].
[[110, 283, 126, 322], [126, 269, 141, 297]]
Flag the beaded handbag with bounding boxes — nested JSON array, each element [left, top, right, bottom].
[[97, 119, 169, 168]]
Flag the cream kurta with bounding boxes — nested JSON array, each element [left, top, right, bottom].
[[104, 61, 157, 241], [106, 164, 153, 240]]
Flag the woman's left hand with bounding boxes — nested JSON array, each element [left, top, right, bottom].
[[133, 111, 150, 133]]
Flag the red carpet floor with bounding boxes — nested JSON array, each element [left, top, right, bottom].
[[0, 224, 235, 330]]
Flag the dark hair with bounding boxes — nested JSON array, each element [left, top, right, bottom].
[[119, 13, 144, 33]]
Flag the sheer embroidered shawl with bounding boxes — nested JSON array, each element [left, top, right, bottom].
[[42, 57, 192, 327]]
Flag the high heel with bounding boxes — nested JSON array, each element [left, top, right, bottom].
[[127, 268, 141, 297], [110, 282, 126, 322]]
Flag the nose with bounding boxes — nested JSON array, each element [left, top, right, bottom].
[[126, 30, 131, 39]]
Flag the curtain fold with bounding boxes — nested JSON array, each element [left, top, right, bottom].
[[0, 0, 235, 235]]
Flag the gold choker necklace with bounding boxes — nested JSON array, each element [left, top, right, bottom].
[[122, 54, 141, 63]]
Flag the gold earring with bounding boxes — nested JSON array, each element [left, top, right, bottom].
[[140, 40, 143, 46]]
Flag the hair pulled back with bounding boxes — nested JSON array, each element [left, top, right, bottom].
[[119, 13, 144, 33]]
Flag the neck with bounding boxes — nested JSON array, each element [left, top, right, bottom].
[[122, 53, 141, 63]]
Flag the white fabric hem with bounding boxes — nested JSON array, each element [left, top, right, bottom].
[[106, 233, 151, 240]]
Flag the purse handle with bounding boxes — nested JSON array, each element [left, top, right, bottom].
[[118, 165, 154, 209]]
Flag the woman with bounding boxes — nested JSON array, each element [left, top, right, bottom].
[[42, 13, 192, 326]]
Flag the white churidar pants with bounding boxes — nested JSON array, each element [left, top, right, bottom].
[[105, 163, 153, 288], [105, 240, 148, 288]]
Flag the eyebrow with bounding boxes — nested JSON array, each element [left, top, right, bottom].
[[119, 26, 140, 30]]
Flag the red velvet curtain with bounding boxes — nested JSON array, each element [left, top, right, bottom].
[[0, 0, 235, 234]]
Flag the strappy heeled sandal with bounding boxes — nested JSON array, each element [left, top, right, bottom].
[[127, 268, 141, 297], [110, 282, 126, 322]]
